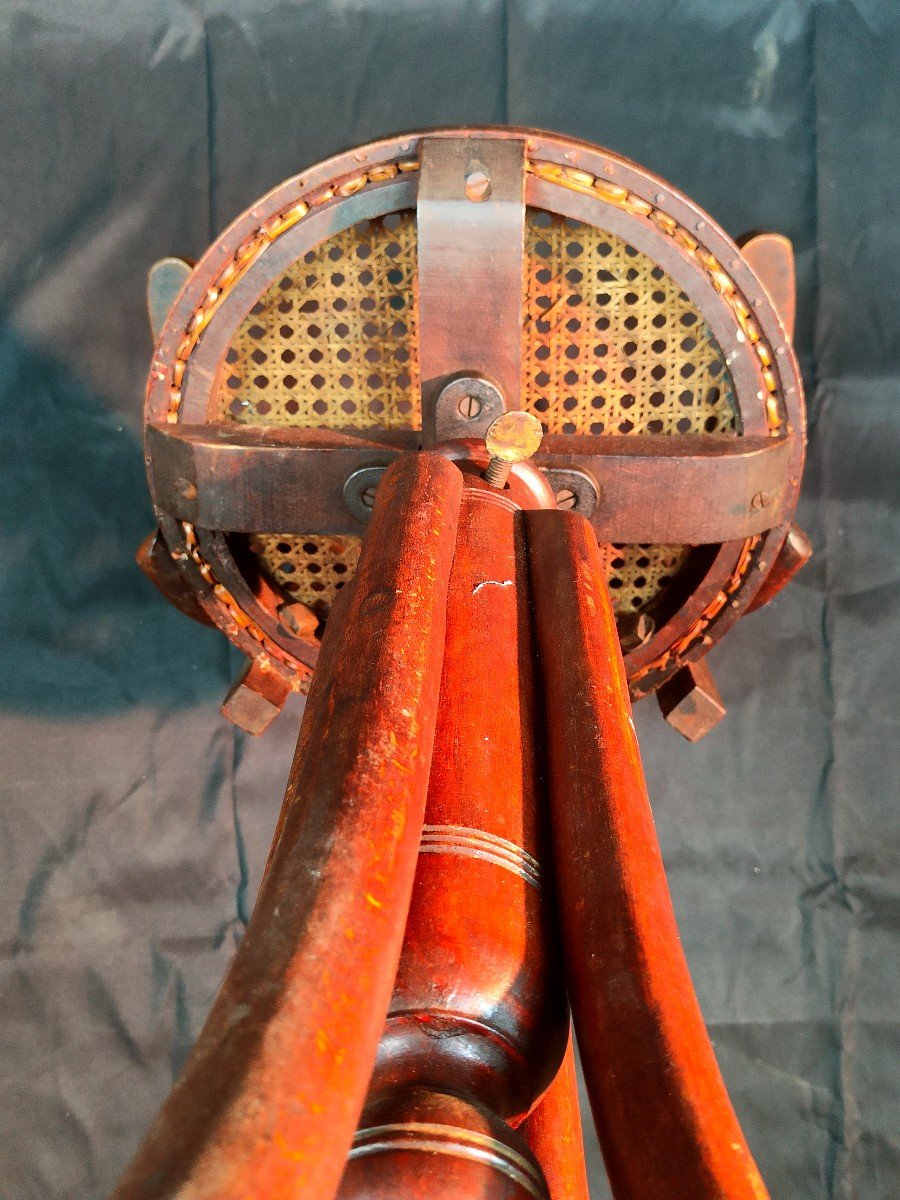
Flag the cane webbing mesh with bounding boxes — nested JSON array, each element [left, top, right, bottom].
[[218, 209, 738, 615], [523, 210, 738, 436], [248, 534, 361, 604], [222, 212, 421, 430]]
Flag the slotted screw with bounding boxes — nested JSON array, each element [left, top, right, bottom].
[[457, 393, 483, 419]]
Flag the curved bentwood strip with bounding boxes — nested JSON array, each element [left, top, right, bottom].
[[111, 452, 463, 1200], [527, 508, 772, 1200]]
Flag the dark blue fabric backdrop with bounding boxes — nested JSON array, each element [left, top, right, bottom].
[[1, 3, 897, 1196]]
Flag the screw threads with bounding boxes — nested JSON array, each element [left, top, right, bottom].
[[482, 411, 544, 490], [484, 458, 512, 488]]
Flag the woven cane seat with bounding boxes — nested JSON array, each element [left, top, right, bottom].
[[219, 210, 738, 616]]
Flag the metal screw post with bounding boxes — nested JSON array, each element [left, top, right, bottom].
[[484, 458, 513, 488], [483, 411, 544, 489]]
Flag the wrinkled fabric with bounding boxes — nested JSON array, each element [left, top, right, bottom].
[[0, 2, 897, 1197]]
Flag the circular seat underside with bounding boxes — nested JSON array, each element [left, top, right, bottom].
[[223, 210, 738, 619]]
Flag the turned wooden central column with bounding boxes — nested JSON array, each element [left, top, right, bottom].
[[340, 473, 568, 1200]]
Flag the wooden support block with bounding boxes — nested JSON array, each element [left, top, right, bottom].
[[146, 421, 794, 545], [147, 256, 193, 341], [136, 528, 213, 627], [747, 523, 812, 613], [220, 658, 292, 735], [740, 233, 796, 339], [276, 600, 318, 638], [657, 659, 726, 742]]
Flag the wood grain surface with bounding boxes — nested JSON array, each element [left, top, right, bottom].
[[527, 508, 772, 1200], [111, 452, 463, 1200], [521, 1031, 591, 1200]]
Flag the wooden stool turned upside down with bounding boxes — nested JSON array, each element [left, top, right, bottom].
[[120, 128, 809, 1200]]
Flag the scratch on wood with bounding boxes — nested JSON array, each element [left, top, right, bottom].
[[472, 579, 513, 595]]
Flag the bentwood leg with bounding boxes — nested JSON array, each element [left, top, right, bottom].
[[521, 1031, 591, 1200], [111, 454, 463, 1200], [527, 509, 771, 1200]]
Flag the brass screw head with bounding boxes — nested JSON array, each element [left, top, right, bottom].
[[483, 410, 543, 488]]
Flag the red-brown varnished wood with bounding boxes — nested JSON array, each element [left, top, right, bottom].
[[341, 1088, 548, 1199], [146, 420, 794, 545], [747, 522, 812, 613], [219, 656, 293, 735], [526, 509, 771, 1200], [740, 232, 796, 339], [340, 483, 568, 1197], [136, 527, 214, 626], [375, 487, 569, 1118], [521, 1031, 591, 1200], [111, 453, 463, 1200]]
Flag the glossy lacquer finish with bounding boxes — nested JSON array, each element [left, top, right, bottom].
[[521, 1031, 591, 1200], [527, 509, 771, 1200], [111, 453, 463, 1200], [340, 482, 569, 1199]]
